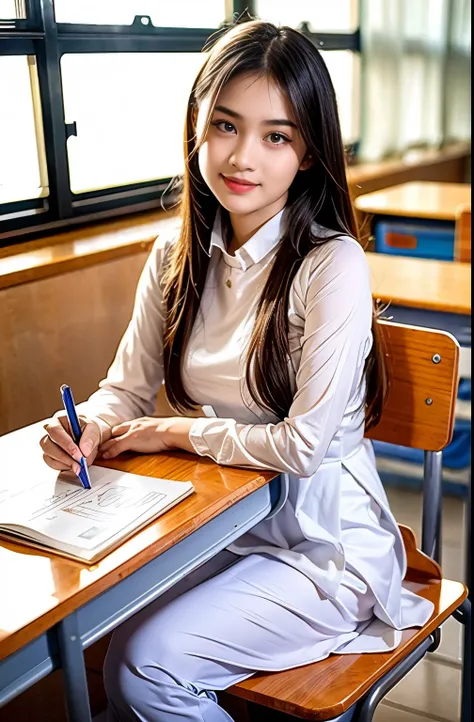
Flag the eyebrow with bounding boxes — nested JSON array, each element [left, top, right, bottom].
[[214, 104, 298, 129]]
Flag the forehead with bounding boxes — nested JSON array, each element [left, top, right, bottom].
[[214, 73, 294, 122]]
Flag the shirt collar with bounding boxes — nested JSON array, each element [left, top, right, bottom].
[[209, 208, 286, 271]]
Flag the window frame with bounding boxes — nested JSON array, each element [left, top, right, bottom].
[[0, 0, 360, 244]]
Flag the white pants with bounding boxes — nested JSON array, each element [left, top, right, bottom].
[[104, 552, 374, 721]]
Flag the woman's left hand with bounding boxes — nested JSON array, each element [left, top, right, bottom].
[[99, 416, 195, 459]]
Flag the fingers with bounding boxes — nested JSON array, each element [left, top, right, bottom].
[[100, 433, 131, 459], [40, 434, 81, 475], [110, 421, 131, 437], [79, 421, 101, 459], [41, 413, 101, 474], [98, 422, 132, 459], [44, 415, 82, 462]]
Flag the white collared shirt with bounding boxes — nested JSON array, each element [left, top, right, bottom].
[[79, 208, 433, 642]]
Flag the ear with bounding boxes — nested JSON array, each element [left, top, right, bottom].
[[299, 152, 313, 172]]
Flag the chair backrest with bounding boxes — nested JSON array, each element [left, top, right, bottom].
[[454, 204, 471, 263], [366, 320, 460, 452], [366, 320, 460, 562]]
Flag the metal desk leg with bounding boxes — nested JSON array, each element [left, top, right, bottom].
[[466, 475, 471, 597], [461, 477, 471, 722], [460, 600, 471, 722], [56, 612, 92, 722]]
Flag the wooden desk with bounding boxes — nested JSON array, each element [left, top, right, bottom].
[[367, 252, 471, 316], [367, 250, 471, 389], [356, 181, 471, 221], [356, 182, 471, 261], [0, 422, 277, 720]]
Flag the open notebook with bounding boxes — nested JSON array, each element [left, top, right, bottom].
[[0, 466, 194, 563]]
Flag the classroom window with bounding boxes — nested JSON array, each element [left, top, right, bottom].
[[255, 0, 360, 144], [53, 0, 227, 28], [321, 50, 360, 144], [255, 0, 359, 31], [0, 0, 361, 243], [61, 53, 205, 193], [0, 0, 25, 19], [0, 55, 48, 204]]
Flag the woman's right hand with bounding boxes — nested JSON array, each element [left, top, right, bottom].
[[40, 412, 102, 477]]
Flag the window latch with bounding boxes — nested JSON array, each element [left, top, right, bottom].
[[65, 121, 77, 140]]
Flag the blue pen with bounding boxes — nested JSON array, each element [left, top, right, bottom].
[[60, 384, 91, 490]]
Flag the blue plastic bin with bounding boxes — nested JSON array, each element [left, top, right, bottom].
[[374, 216, 455, 260]]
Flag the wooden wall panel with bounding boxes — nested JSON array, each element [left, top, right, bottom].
[[0, 253, 148, 435]]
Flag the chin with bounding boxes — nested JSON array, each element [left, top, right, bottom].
[[219, 199, 261, 215], [210, 194, 255, 214], [215, 188, 268, 212]]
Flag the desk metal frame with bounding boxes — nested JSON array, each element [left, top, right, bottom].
[[1, 478, 281, 721]]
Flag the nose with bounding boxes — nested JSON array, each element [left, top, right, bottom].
[[228, 134, 256, 173]]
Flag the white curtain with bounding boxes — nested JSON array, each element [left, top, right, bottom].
[[359, 0, 471, 162]]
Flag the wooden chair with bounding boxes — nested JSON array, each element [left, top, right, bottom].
[[454, 204, 471, 263], [228, 321, 471, 722]]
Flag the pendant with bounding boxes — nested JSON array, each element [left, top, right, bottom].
[[226, 279, 232, 288]]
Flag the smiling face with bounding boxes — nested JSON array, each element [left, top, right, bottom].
[[196, 72, 311, 238]]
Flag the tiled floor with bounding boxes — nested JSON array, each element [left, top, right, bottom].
[[374, 485, 467, 722]]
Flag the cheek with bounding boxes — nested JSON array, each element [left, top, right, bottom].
[[197, 142, 209, 179], [268, 149, 302, 185], [197, 142, 217, 189], [198, 137, 225, 180]]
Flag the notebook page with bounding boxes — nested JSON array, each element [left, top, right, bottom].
[[0, 466, 194, 553]]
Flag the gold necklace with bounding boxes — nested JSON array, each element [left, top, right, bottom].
[[224, 231, 234, 287]]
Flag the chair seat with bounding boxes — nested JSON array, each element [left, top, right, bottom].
[[229, 530, 467, 721]]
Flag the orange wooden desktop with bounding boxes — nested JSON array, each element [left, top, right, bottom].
[[366, 251, 471, 315], [355, 181, 471, 221], [0, 423, 275, 663]]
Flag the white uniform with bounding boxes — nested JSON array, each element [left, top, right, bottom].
[[80, 209, 433, 722]]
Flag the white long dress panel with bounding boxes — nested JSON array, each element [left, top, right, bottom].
[[78, 209, 434, 655]]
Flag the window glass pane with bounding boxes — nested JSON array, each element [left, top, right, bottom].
[[0, 0, 25, 19], [54, 0, 227, 27], [321, 50, 360, 144], [61, 53, 205, 193], [0, 56, 48, 204], [255, 0, 358, 32]]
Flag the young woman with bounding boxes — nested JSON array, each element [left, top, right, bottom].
[[41, 20, 433, 722]]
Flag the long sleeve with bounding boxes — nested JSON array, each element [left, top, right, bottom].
[[76, 238, 170, 430], [189, 238, 373, 477]]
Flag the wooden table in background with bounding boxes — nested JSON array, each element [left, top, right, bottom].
[[367, 250, 471, 410], [356, 182, 471, 261], [367, 251, 471, 316], [356, 181, 471, 221]]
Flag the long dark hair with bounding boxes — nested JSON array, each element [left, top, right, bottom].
[[163, 19, 388, 429]]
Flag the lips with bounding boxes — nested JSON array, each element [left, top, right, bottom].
[[221, 175, 259, 194]]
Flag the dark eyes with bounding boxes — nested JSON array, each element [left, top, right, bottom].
[[212, 120, 237, 134], [211, 120, 291, 145], [213, 121, 236, 134], [266, 132, 290, 145]]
